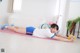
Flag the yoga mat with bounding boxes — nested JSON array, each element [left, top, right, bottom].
[[0, 29, 56, 40]]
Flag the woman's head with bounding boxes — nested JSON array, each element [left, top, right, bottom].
[[50, 24, 59, 33]]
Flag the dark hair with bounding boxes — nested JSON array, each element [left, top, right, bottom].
[[50, 24, 59, 30]]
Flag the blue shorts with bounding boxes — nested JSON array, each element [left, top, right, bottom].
[[26, 27, 35, 35]]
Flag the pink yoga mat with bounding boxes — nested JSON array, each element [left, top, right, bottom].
[[0, 29, 56, 40]]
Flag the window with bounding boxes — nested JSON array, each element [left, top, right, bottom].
[[13, 0, 22, 12]]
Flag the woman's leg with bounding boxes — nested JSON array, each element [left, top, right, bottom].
[[7, 26, 26, 34], [53, 36, 74, 42]]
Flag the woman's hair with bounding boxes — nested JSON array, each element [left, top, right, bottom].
[[50, 24, 59, 30]]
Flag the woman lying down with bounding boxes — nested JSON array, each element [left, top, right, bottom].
[[1, 24, 74, 42]]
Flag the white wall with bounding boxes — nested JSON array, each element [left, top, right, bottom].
[[22, 0, 57, 18], [9, 0, 58, 28], [0, 0, 9, 25], [68, 0, 80, 19]]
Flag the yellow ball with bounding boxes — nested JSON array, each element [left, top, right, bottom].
[[68, 34, 76, 40]]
